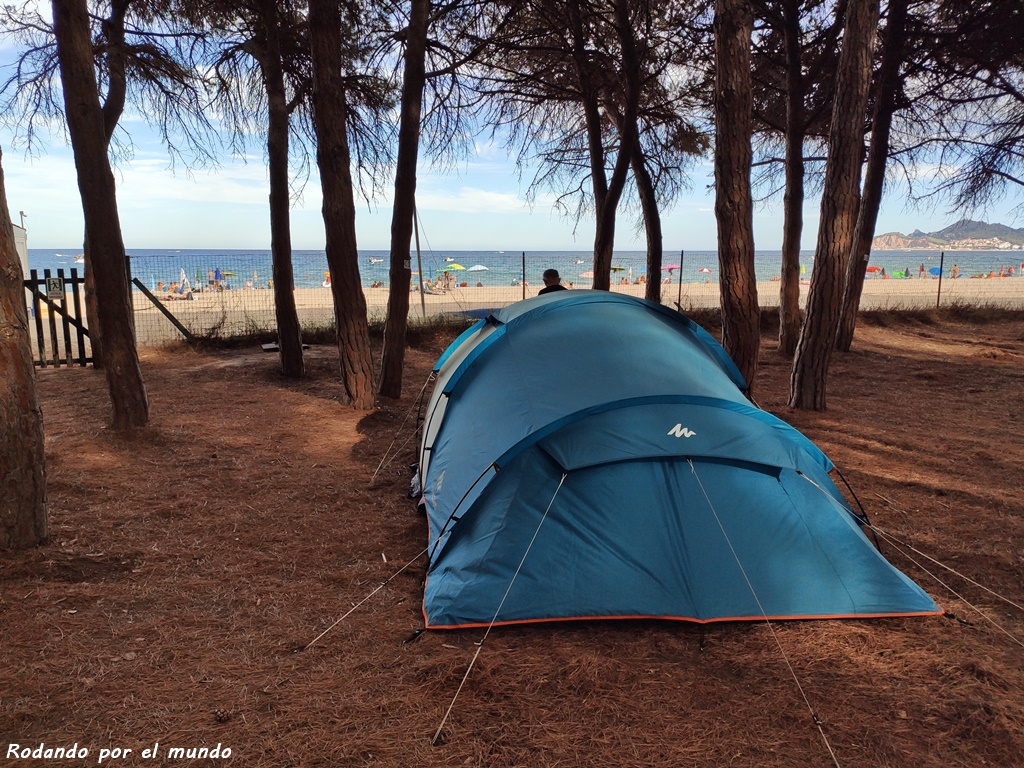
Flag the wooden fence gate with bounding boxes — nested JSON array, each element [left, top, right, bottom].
[[22, 268, 93, 368]]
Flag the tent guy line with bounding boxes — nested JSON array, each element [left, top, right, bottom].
[[689, 458, 843, 768], [302, 546, 429, 651], [868, 526, 1024, 651], [795, 471, 1024, 647], [431, 472, 568, 747], [370, 373, 435, 485]]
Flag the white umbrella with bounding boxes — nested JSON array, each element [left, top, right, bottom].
[[467, 264, 489, 272]]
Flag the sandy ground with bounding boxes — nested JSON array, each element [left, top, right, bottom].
[[2, 314, 1023, 767], [27, 275, 1024, 363]]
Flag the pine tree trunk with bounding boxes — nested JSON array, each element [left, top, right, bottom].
[[837, 0, 908, 352], [713, 0, 760, 389], [309, 0, 375, 409], [82, 246, 103, 367], [591, 0, 640, 292], [379, 0, 429, 399], [778, 0, 804, 358], [789, 0, 880, 410], [52, 0, 148, 429], [80, 0, 129, 372], [260, 0, 304, 379], [0, 151, 47, 549], [632, 149, 663, 304]]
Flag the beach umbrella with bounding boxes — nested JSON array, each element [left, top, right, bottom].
[[663, 264, 681, 272], [865, 265, 883, 274], [610, 265, 627, 272], [579, 270, 595, 279], [214, 267, 224, 282], [222, 271, 238, 277], [448, 263, 466, 270], [697, 267, 712, 274], [467, 264, 489, 272], [929, 267, 942, 276]]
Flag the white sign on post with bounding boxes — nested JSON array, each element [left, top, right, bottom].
[[46, 277, 64, 301]]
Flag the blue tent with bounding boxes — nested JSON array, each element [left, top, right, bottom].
[[418, 292, 940, 629]]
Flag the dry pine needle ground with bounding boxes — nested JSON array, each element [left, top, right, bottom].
[[2, 316, 1023, 767]]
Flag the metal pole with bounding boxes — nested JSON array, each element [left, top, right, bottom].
[[132, 277, 197, 343], [677, 249, 684, 308], [936, 250, 945, 309], [522, 252, 526, 300]]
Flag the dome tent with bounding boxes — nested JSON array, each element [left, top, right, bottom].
[[417, 292, 940, 629]]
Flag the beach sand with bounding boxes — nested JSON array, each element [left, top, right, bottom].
[[30, 273, 1024, 353]]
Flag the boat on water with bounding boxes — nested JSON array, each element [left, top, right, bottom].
[[369, 257, 384, 264], [74, 255, 85, 263]]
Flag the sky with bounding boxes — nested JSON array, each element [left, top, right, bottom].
[[3, 121, 1023, 253]]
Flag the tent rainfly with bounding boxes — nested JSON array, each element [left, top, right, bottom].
[[417, 292, 941, 629]]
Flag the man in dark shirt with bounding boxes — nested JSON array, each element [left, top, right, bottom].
[[539, 268, 568, 295]]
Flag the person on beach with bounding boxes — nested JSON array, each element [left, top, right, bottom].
[[918, 263, 925, 279], [952, 264, 959, 279], [539, 268, 568, 295]]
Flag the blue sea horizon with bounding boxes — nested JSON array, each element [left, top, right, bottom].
[[27, 247, 1023, 291]]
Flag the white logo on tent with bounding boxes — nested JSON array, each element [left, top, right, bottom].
[[667, 424, 696, 438]]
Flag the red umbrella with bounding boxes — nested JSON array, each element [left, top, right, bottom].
[[865, 265, 883, 273], [663, 263, 681, 272], [697, 267, 712, 274]]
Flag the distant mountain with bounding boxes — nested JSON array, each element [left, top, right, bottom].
[[872, 219, 1024, 250]]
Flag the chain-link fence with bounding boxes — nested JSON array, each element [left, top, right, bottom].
[[123, 251, 1024, 346]]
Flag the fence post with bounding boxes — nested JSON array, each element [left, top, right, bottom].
[[936, 251, 945, 309]]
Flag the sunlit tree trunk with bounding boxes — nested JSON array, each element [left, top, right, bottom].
[[379, 0, 429, 399], [0, 151, 47, 549], [778, 0, 804, 358], [632, 149, 663, 304], [309, 0, 375, 408], [259, 0, 304, 378], [583, 0, 638, 291], [52, 0, 148, 429], [789, 0, 880, 410], [714, 0, 759, 389], [80, 0, 130, 370], [837, 0, 909, 352]]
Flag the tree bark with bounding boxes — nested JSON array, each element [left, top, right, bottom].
[[309, 0, 375, 409], [587, 0, 639, 291], [836, 0, 909, 352], [607, 100, 660, 301], [259, 0, 304, 379], [80, 0, 130, 370], [778, 0, 805, 357], [566, 0, 610, 289], [379, 0, 429, 399], [789, 0, 880, 410], [713, 0, 760, 389], [52, 0, 148, 429], [631, 147, 663, 304], [0, 150, 47, 549]]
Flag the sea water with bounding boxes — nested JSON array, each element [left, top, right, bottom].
[[26, 248, 1024, 291]]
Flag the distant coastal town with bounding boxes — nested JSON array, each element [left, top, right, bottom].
[[871, 219, 1024, 251]]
